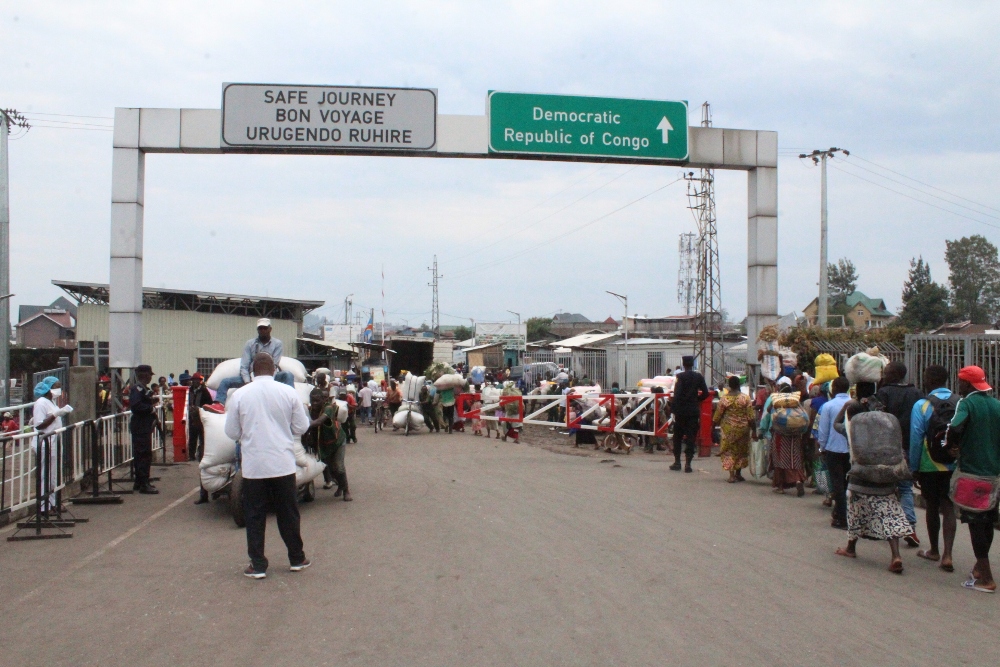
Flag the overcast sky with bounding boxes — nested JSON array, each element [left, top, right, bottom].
[[3, 2, 999, 329]]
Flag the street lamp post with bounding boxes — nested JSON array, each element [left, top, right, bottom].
[[506, 310, 522, 360], [799, 148, 849, 327], [606, 291, 628, 389]]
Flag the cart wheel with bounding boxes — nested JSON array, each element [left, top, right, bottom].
[[230, 470, 245, 528], [301, 480, 315, 503]]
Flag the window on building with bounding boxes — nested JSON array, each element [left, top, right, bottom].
[[197, 358, 229, 377], [77, 341, 109, 372], [857, 309, 864, 318], [647, 352, 664, 378]]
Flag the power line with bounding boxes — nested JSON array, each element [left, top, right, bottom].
[[848, 154, 1000, 215], [829, 163, 1000, 231], [839, 157, 1000, 221], [443, 165, 636, 267], [447, 175, 685, 280], [24, 111, 114, 120]]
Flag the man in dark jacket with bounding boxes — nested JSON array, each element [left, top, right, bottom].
[[669, 355, 709, 473], [876, 361, 923, 544], [129, 364, 159, 494], [187, 372, 214, 461]]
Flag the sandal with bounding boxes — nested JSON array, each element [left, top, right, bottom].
[[889, 559, 904, 574], [834, 547, 856, 559], [940, 561, 955, 573], [916, 550, 940, 562], [962, 579, 996, 593]]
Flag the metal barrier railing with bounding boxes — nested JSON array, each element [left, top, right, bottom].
[[2, 403, 169, 539]]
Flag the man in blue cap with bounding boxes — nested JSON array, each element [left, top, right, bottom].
[[130, 364, 159, 494], [32, 376, 72, 511]]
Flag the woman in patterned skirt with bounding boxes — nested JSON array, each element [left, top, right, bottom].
[[760, 378, 808, 496], [713, 375, 757, 483], [832, 377, 911, 574]]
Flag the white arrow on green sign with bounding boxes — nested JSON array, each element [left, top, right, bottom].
[[488, 91, 688, 161]]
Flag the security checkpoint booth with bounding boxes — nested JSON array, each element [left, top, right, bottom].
[[106, 85, 779, 382]]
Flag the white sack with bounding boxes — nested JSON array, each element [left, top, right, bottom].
[[279, 357, 307, 383], [295, 382, 313, 406], [206, 358, 241, 390], [393, 407, 425, 428], [205, 356, 307, 389], [199, 409, 237, 468], [293, 440, 326, 485], [403, 375, 425, 402], [434, 373, 466, 390], [200, 463, 235, 493]]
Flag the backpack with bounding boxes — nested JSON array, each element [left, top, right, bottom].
[[925, 394, 959, 465], [770, 393, 810, 436]]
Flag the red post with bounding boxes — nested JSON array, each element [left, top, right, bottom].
[[171, 385, 189, 463], [697, 389, 716, 457]]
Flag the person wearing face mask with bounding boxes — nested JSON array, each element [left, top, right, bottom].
[[32, 376, 73, 512]]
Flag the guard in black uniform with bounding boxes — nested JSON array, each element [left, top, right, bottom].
[[669, 355, 709, 473], [130, 364, 159, 494]]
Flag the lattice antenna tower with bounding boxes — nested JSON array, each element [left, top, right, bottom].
[[428, 255, 441, 336], [685, 102, 724, 385], [677, 232, 697, 315]]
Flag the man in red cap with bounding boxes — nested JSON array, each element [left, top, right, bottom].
[[948, 365, 1000, 593]]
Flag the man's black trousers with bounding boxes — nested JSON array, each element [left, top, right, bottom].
[[672, 413, 700, 460], [132, 431, 153, 487], [242, 473, 305, 572], [824, 451, 851, 525], [188, 422, 205, 461]]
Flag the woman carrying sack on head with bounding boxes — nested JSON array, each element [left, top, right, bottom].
[[833, 352, 912, 574]]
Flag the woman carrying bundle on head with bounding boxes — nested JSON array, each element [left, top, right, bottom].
[[833, 352, 912, 574], [760, 376, 810, 496]]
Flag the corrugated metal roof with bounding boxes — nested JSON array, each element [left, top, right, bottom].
[[552, 332, 620, 348]]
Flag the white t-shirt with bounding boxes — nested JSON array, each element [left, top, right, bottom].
[[224, 376, 310, 479], [33, 397, 62, 435], [358, 386, 373, 407]]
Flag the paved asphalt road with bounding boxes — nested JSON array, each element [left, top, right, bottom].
[[0, 428, 994, 666]]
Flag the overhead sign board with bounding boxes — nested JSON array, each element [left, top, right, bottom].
[[221, 83, 437, 151], [488, 91, 688, 161]]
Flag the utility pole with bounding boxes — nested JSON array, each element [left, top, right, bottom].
[[343, 294, 353, 325], [677, 232, 697, 316], [606, 292, 628, 388], [428, 255, 441, 337], [0, 110, 28, 407], [686, 102, 723, 386], [506, 310, 522, 358], [799, 147, 849, 327]]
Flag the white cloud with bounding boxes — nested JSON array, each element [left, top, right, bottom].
[[3, 1, 998, 327]]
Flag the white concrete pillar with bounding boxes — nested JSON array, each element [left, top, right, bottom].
[[110, 108, 144, 368], [747, 165, 778, 360]]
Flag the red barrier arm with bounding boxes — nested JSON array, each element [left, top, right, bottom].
[[498, 395, 524, 423], [456, 393, 481, 420], [653, 393, 671, 437], [565, 394, 582, 429], [596, 394, 616, 432]]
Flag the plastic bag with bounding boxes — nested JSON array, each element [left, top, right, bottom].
[[749, 438, 769, 480], [814, 459, 831, 495]]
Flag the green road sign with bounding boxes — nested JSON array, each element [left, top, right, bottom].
[[488, 92, 688, 161]]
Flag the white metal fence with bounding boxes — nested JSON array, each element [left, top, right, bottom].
[[522, 347, 692, 390], [1, 406, 165, 520], [905, 334, 1000, 393]]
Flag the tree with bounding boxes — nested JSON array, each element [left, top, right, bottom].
[[827, 258, 858, 303], [525, 317, 553, 342], [898, 256, 950, 330], [452, 325, 474, 341], [945, 235, 1000, 324]]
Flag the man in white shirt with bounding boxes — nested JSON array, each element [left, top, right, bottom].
[[32, 376, 72, 512], [225, 353, 311, 579], [358, 384, 374, 425]]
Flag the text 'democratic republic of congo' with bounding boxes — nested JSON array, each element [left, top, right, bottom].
[[221, 83, 437, 151], [488, 91, 688, 161]]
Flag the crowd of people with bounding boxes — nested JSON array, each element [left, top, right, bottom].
[[710, 350, 1000, 592]]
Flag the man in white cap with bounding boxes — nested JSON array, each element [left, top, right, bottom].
[[215, 318, 295, 406]]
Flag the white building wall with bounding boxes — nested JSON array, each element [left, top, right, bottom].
[[76, 304, 299, 375]]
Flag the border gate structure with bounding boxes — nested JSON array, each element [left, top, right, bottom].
[[107, 90, 778, 376]]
